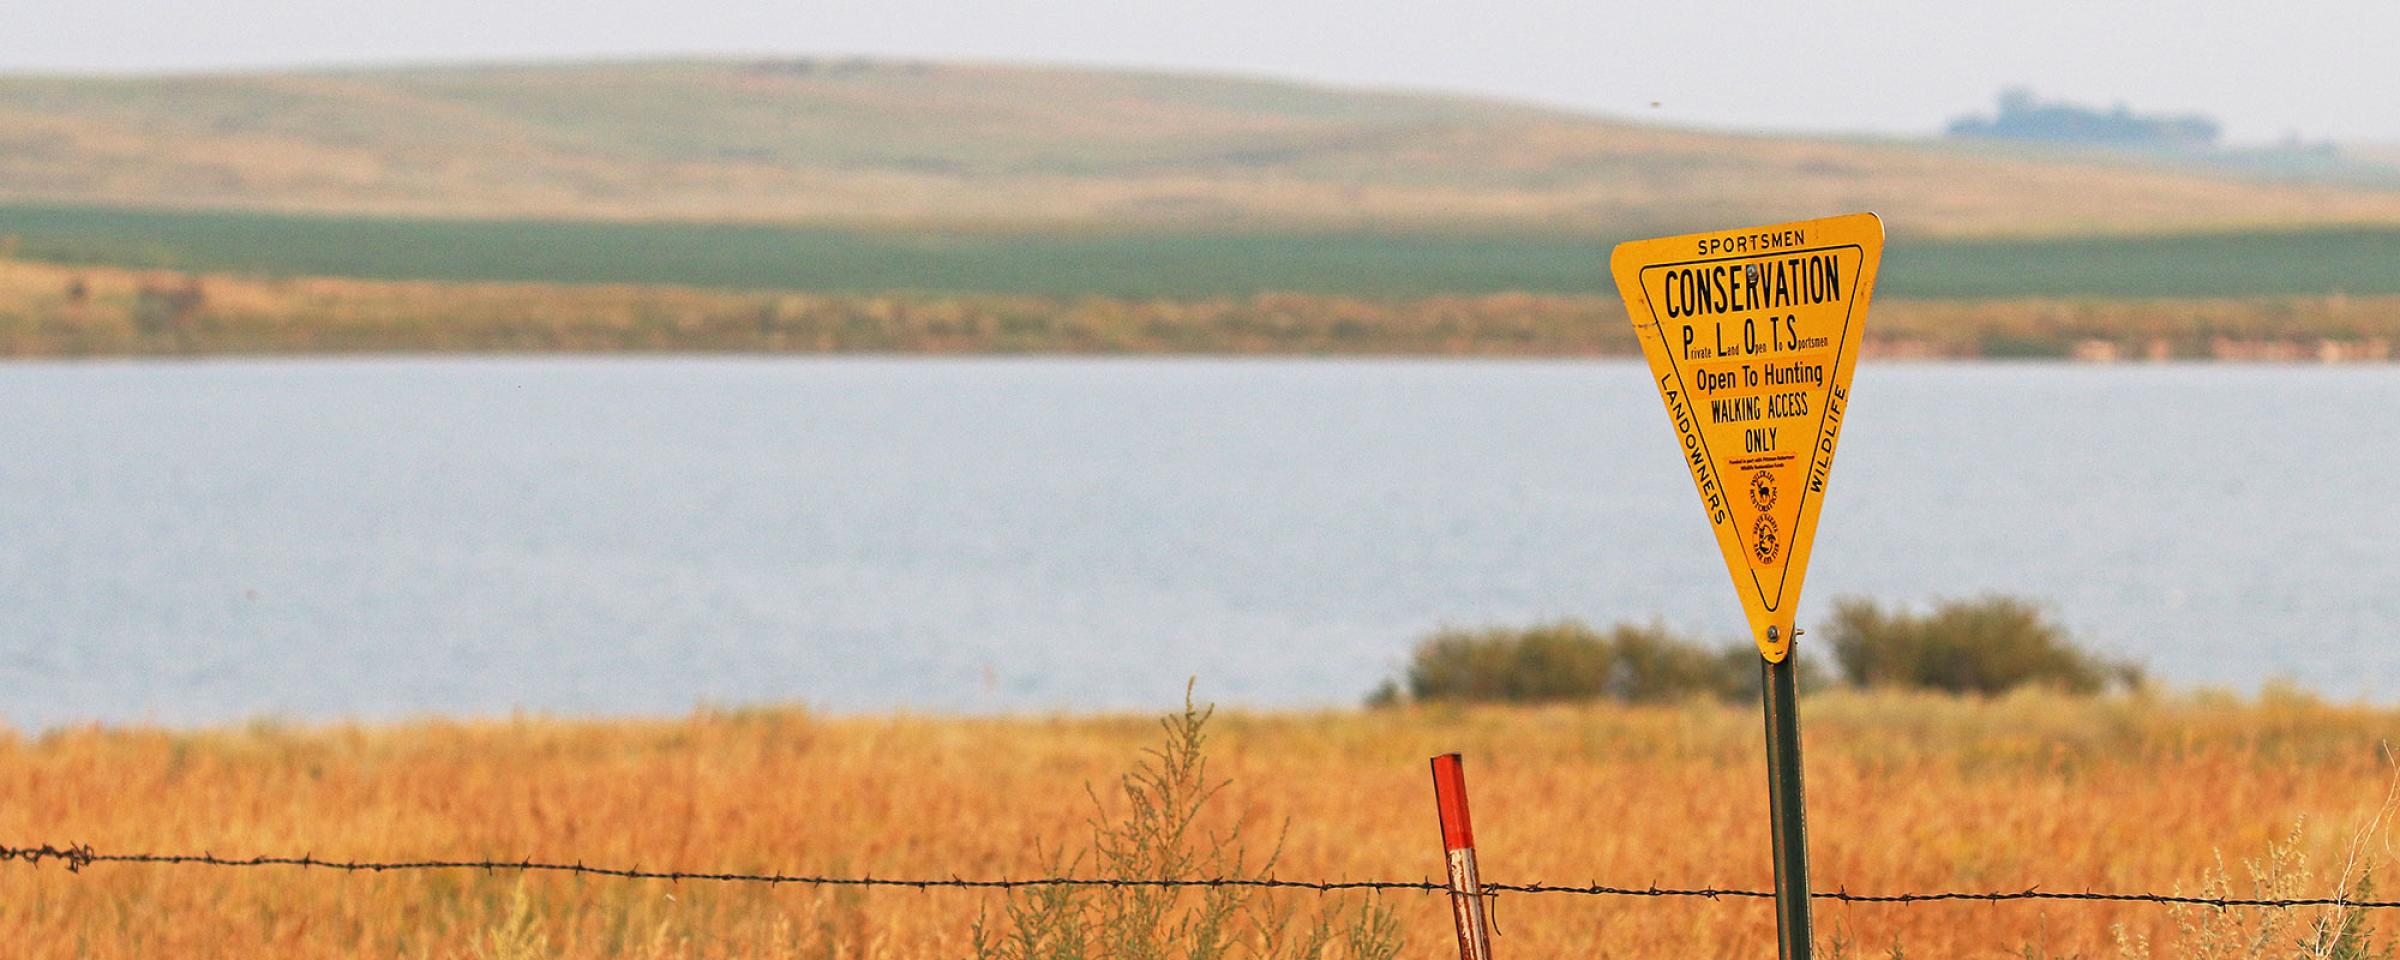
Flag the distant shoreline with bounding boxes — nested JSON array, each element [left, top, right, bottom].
[[3, 255, 2393, 361]]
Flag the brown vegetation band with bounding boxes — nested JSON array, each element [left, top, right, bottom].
[[3, 258, 2398, 359]]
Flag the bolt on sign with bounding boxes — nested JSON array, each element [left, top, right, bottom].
[[1611, 213, 1884, 662]]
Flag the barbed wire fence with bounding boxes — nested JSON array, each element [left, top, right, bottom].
[[7, 842, 2396, 912]]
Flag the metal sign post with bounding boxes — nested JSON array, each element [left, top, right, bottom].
[[1761, 627, 1811, 958], [1611, 214, 1882, 960]]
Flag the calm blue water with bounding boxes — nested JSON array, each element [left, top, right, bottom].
[[3, 357, 2395, 729]]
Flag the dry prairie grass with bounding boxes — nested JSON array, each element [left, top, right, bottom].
[[5, 61, 2399, 236], [5, 689, 2400, 958], [3, 256, 2397, 360]]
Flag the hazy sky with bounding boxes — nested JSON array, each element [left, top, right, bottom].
[[8, 0, 2396, 143]]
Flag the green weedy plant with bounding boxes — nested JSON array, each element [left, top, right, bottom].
[[2112, 823, 2391, 960], [2306, 873, 2393, 960], [971, 689, 1402, 960]]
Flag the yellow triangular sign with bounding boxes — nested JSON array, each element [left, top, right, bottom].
[[1611, 213, 1883, 662]]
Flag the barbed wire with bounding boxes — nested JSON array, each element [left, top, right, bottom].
[[6, 842, 2396, 911]]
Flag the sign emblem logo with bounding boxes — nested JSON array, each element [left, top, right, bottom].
[[1749, 469, 1778, 513]]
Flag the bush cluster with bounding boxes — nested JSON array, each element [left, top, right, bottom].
[[1373, 596, 2141, 706], [1368, 620, 1762, 706], [1824, 596, 2144, 695]]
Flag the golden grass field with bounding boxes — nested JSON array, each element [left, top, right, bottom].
[[7, 690, 2400, 958], [4, 256, 2396, 361]]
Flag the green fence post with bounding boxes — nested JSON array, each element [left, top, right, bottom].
[[1763, 625, 1812, 959]]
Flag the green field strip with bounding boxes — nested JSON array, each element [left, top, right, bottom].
[[5, 204, 2395, 299]]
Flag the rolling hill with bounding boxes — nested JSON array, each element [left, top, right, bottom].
[[6, 59, 2400, 237]]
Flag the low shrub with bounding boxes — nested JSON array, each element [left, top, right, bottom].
[[1372, 620, 1757, 706], [1822, 596, 2144, 695], [1371, 596, 2144, 706]]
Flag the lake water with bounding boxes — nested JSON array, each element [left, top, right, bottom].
[[4, 357, 2395, 729]]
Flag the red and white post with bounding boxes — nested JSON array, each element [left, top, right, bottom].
[[1430, 753, 1495, 960]]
